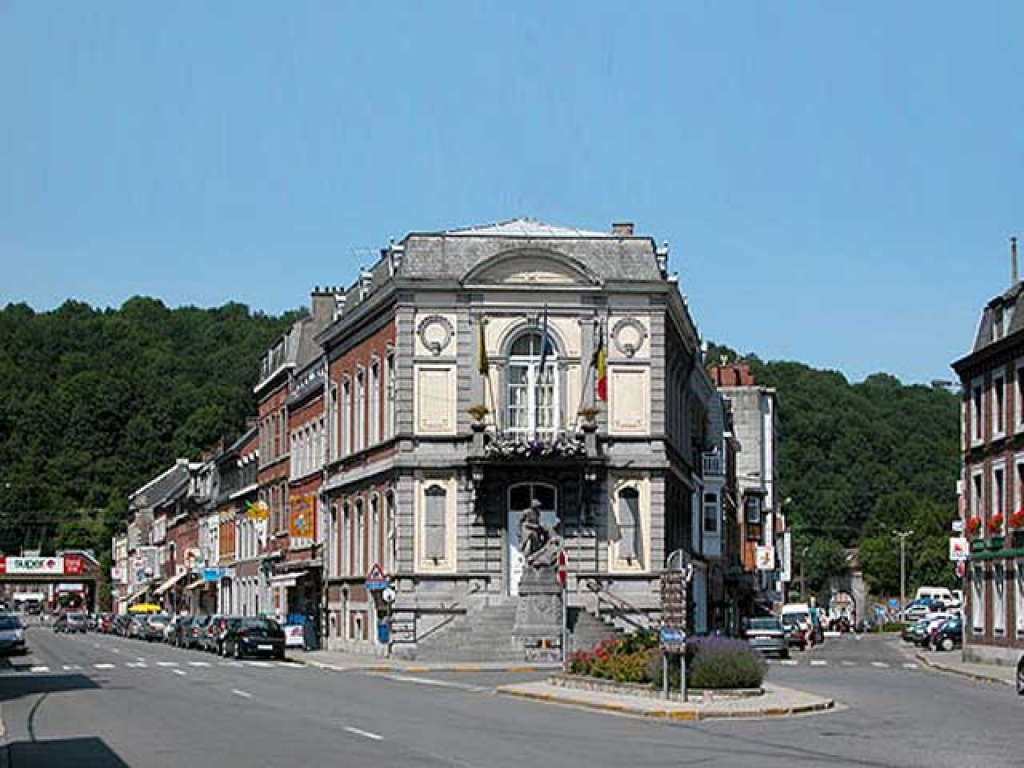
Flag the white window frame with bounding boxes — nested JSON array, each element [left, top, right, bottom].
[[1016, 361, 1024, 434], [385, 491, 397, 575], [341, 503, 351, 577], [971, 468, 984, 524], [971, 376, 984, 446], [356, 367, 366, 452], [369, 494, 380, 569], [993, 563, 1006, 636], [341, 377, 352, 457], [355, 499, 365, 576], [971, 564, 985, 634], [992, 366, 1007, 440], [385, 351, 396, 440], [1015, 558, 1024, 638], [703, 492, 719, 535], [992, 461, 1006, 534], [504, 332, 560, 441], [328, 383, 339, 462], [369, 358, 381, 447]]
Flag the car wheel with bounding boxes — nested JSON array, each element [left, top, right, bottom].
[[274, 649, 285, 661], [940, 636, 954, 652], [233, 642, 242, 660], [1017, 658, 1024, 696], [780, 649, 790, 660]]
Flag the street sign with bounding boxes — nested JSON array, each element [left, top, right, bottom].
[[381, 587, 396, 604], [955, 561, 966, 579], [556, 550, 568, 589], [659, 628, 685, 644], [951, 520, 965, 534], [660, 570, 688, 630], [755, 546, 775, 571], [949, 537, 969, 562], [365, 562, 388, 591]]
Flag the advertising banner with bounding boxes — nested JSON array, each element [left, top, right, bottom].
[[288, 494, 315, 540], [755, 546, 775, 571], [6, 556, 64, 575]]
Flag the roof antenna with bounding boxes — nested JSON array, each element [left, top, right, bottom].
[[1012, 235, 1018, 286]]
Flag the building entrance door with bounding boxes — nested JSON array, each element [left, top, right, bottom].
[[507, 483, 558, 596]]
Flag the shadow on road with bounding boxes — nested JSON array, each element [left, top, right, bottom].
[[0, 673, 100, 703], [4, 736, 129, 768]]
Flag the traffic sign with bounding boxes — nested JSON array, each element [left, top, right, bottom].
[[949, 537, 969, 562], [365, 562, 388, 591], [556, 551, 568, 589], [659, 627, 685, 654]]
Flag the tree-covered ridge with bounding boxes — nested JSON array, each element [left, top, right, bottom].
[[0, 298, 297, 558], [710, 344, 960, 594]]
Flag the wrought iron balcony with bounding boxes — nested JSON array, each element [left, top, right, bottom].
[[702, 452, 724, 477]]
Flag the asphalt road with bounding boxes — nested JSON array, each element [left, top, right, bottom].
[[0, 625, 1019, 768]]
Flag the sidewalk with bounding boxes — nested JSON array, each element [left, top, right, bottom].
[[496, 680, 836, 721], [913, 650, 1017, 688], [288, 647, 561, 674]]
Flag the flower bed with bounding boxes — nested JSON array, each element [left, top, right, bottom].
[[567, 632, 766, 690]]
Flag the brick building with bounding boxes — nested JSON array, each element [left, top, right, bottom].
[[952, 238, 1024, 665]]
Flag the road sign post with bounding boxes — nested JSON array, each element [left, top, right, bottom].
[[661, 549, 693, 702]]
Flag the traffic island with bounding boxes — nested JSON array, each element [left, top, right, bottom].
[[497, 677, 836, 721]]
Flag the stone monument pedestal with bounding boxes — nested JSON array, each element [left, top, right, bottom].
[[514, 566, 563, 662]]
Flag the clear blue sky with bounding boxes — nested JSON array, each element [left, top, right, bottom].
[[2, 2, 1021, 384]]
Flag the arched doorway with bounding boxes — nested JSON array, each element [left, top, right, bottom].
[[507, 483, 558, 596]]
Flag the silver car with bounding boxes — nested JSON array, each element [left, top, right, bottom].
[[743, 617, 789, 658], [0, 614, 27, 654]]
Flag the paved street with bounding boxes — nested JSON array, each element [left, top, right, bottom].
[[0, 627, 1019, 768]]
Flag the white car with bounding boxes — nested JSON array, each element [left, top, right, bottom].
[[0, 613, 27, 654]]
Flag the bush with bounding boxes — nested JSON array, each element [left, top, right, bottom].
[[568, 633, 658, 683], [686, 637, 765, 689]]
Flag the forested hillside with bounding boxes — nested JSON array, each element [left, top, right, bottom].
[[712, 344, 961, 595], [0, 298, 297, 560]]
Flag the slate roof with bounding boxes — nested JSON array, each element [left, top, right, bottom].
[[129, 461, 192, 511], [970, 282, 1024, 354], [398, 218, 663, 282]]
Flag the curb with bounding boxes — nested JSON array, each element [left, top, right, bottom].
[[914, 653, 1014, 687], [292, 657, 555, 674], [496, 687, 836, 721]]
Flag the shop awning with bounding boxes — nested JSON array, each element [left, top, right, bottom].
[[185, 578, 211, 591], [154, 570, 188, 596], [269, 570, 307, 589], [126, 586, 150, 604]]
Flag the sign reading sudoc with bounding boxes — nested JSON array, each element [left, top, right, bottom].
[[6, 556, 65, 575]]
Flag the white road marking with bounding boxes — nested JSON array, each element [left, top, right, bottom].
[[157, 662, 179, 667], [810, 660, 828, 666], [780, 660, 798, 666], [125, 662, 148, 668], [244, 661, 272, 668], [94, 663, 115, 670], [344, 726, 382, 741], [92, 644, 100, 649], [841, 661, 857, 666], [377, 673, 488, 693], [62, 665, 75, 671], [172, 669, 187, 676], [275, 662, 297, 668], [220, 661, 242, 667], [187, 661, 211, 667], [902, 662, 918, 669], [110, 649, 120, 654], [231, 689, 253, 699], [871, 661, 889, 668], [136, 658, 146, 662], [30, 666, 49, 673]]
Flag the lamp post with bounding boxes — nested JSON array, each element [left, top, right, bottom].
[[893, 530, 914, 617], [800, 546, 809, 601]]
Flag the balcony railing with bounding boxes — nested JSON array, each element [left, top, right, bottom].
[[702, 452, 724, 477]]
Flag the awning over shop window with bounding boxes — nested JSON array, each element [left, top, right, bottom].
[[185, 578, 211, 591], [125, 586, 150, 604], [269, 570, 307, 589], [154, 570, 188, 596]]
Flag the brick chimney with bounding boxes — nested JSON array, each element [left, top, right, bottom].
[[708, 362, 755, 387], [310, 286, 336, 331], [612, 222, 634, 236]]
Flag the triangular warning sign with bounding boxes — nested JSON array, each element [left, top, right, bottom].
[[366, 562, 385, 581]]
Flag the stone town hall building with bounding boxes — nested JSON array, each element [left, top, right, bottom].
[[314, 219, 726, 658]]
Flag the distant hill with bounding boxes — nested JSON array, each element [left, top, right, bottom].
[[709, 343, 960, 595], [0, 298, 297, 559]]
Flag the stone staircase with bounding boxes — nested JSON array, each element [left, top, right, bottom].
[[567, 606, 623, 654]]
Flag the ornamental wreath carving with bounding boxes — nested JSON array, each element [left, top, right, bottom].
[[416, 315, 455, 356], [611, 318, 647, 358]]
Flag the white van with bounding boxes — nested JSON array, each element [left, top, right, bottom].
[[915, 587, 955, 606]]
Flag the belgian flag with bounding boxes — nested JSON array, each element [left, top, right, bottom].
[[595, 326, 607, 402]]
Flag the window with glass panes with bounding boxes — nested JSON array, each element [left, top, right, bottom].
[[505, 332, 559, 440]]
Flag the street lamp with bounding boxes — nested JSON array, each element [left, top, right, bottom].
[[893, 530, 914, 617], [800, 546, 810, 601]]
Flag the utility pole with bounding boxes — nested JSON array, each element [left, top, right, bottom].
[[893, 530, 914, 617], [800, 546, 809, 601]]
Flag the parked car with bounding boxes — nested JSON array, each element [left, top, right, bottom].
[[199, 615, 225, 652], [186, 615, 212, 650], [126, 616, 148, 639], [742, 617, 789, 658], [1017, 655, 1024, 695], [65, 612, 89, 633], [0, 614, 27, 654], [142, 614, 171, 642], [222, 617, 286, 660], [901, 618, 932, 646], [209, 616, 240, 656], [903, 598, 939, 622], [779, 613, 808, 650], [780, 603, 822, 646], [928, 617, 963, 651]]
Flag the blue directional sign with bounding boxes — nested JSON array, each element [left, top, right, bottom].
[[659, 628, 685, 644]]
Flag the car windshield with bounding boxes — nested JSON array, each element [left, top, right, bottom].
[[241, 618, 280, 631], [0, 617, 21, 630], [748, 618, 781, 630], [68, 613, 86, 620]]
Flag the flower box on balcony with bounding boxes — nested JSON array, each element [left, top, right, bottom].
[[970, 538, 986, 552]]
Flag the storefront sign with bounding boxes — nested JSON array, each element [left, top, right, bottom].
[[755, 546, 775, 571], [202, 567, 221, 582], [949, 537, 969, 562], [57, 582, 85, 593], [288, 494, 315, 539], [64, 555, 84, 575], [5, 556, 64, 575]]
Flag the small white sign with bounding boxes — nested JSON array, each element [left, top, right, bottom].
[[755, 546, 775, 571], [949, 537, 970, 562], [951, 520, 965, 534]]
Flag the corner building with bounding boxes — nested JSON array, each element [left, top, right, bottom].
[[319, 219, 721, 659]]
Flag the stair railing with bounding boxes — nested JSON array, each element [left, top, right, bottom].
[[584, 578, 656, 633]]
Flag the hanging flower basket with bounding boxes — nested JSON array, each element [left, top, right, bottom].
[[988, 513, 1005, 536], [966, 516, 983, 537], [1008, 509, 1024, 530]]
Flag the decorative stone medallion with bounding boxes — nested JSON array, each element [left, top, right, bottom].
[[611, 318, 648, 358], [417, 315, 455, 356]]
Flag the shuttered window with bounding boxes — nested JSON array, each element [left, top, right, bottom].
[[617, 487, 641, 563], [425, 485, 447, 561]]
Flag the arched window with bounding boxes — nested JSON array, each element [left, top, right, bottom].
[[505, 331, 559, 440]]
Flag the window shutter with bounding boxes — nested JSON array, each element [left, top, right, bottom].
[[425, 486, 447, 561], [617, 488, 640, 562]]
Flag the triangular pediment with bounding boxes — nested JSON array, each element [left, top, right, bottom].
[[462, 250, 600, 286]]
